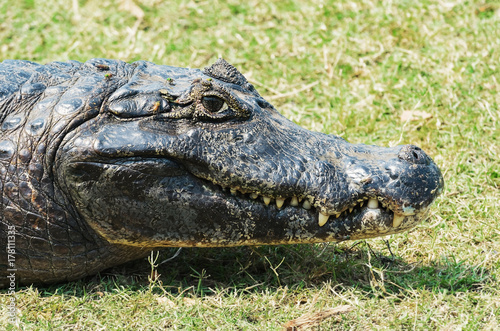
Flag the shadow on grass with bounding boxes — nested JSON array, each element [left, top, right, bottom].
[[25, 242, 494, 298]]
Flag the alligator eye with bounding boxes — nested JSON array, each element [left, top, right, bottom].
[[202, 96, 226, 113]]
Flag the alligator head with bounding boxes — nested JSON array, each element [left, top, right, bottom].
[[56, 58, 444, 248]]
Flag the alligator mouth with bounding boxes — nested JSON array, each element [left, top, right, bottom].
[[65, 158, 426, 243], [100, 157, 420, 231], [212, 184, 412, 230]]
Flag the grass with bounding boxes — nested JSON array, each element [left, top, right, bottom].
[[0, 0, 499, 329]]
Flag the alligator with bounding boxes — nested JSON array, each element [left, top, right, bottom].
[[0, 58, 443, 287]]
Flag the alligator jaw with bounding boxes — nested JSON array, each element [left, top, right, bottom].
[[200, 178, 427, 241], [61, 157, 427, 246], [211, 183, 428, 242], [212, 182, 420, 232]]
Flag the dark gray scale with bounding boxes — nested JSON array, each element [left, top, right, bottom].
[[0, 140, 15, 159], [1, 116, 22, 131], [25, 118, 45, 136]]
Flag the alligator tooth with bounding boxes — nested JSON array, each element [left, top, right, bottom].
[[360, 201, 364, 207], [302, 200, 311, 209], [393, 214, 405, 228], [250, 193, 259, 199], [290, 196, 299, 206], [263, 197, 271, 205], [335, 213, 340, 218], [318, 212, 330, 227], [368, 198, 379, 209], [349, 207, 353, 213], [276, 198, 285, 209]]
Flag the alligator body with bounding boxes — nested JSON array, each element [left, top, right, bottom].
[[0, 58, 443, 286]]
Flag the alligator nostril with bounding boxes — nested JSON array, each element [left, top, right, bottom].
[[398, 145, 430, 165]]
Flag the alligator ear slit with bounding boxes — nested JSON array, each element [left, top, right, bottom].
[[159, 106, 194, 119]]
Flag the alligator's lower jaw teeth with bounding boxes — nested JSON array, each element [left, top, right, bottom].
[[276, 198, 285, 209], [318, 212, 330, 227], [368, 198, 379, 209], [393, 214, 405, 228]]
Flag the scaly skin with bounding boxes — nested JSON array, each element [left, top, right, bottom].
[[0, 58, 444, 286]]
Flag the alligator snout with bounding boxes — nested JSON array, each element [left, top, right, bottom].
[[306, 140, 444, 234]]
